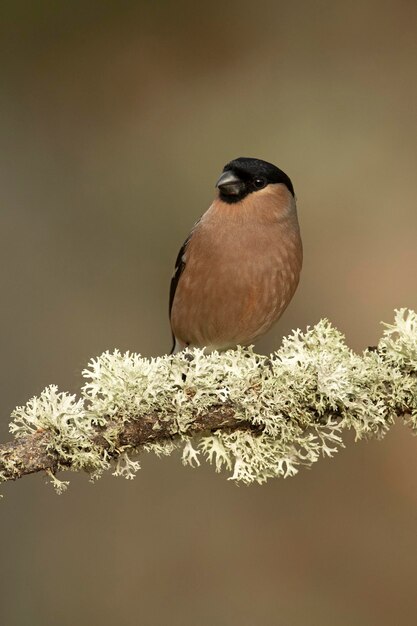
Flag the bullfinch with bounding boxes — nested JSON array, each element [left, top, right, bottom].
[[169, 157, 302, 353]]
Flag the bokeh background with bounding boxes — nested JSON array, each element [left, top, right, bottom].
[[1, 1, 417, 624]]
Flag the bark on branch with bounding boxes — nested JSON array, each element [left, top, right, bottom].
[[0, 406, 253, 482]]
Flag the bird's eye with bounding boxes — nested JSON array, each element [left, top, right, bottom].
[[254, 178, 267, 189]]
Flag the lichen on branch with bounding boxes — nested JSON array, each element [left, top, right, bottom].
[[1, 309, 416, 493]]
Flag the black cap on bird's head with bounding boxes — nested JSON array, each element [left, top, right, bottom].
[[215, 157, 294, 204]]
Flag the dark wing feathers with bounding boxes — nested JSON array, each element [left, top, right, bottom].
[[169, 218, 202, 354], [169, 236, 190, 317], [169, 235, 191, 354]]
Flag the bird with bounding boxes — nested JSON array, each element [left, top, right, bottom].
[[169, 157, 302, 354]]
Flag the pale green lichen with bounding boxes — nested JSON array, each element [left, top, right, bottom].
[[45, 469, 70, 495], [112, 452, 141, 480], [380, 308, 417, 369], [2, 309, 416, 492], [182, 440, 201, 468], [379, 308, 417, 429], [10, 385, 111, 484]]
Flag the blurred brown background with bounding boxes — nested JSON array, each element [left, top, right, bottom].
[[1, 1, 417, 624]]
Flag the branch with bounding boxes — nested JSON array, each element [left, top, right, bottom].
[[1, 309, 416, 493], [0, 407, 253, 481]]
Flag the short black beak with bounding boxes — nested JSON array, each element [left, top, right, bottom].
[[215, 171, 245, 196]]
